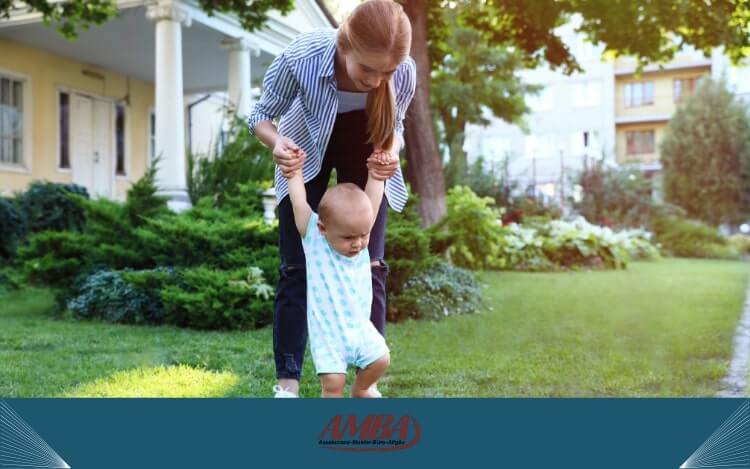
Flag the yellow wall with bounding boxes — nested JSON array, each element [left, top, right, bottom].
[[615, 122, 667, 165], [0, 38, 154, 200], [615, 67, 710, 118]]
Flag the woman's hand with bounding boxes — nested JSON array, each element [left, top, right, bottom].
[[366, 149, 399, 181], [273, 136, 305, 177]]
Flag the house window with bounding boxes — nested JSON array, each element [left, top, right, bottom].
[[0, 76, 24, 165], [625, 130, 655, 155], [572, 81, 601, 108], [674, 77, 701, 103], [115, 103, 126, 175], [149, 110, 155, 164], [624, 81, 655, 107], [59, 92, 70, 169]]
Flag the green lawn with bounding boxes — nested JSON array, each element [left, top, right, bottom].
[[0, 258, 747, 397]]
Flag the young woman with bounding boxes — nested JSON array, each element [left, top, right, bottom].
[[248, 0, 416, 397]]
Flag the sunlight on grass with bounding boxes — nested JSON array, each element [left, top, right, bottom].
[[62, 364, 241, 397]]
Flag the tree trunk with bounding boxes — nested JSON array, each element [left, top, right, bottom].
[[401, 0, 446, 227]]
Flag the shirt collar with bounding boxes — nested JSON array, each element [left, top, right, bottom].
[[319, 30, 338, 79]]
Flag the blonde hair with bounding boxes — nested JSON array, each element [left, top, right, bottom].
[[337, 0, 412, 151], [318, 183, 371, 224]]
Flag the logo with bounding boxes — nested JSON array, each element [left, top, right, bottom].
[[317, 414, 421, 452]]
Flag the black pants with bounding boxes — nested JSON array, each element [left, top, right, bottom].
[[273, 110, 389, 380]]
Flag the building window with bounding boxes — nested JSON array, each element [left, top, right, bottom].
[[626, 130, 655, 155], [149, 110, 155, 164], [624, 81, 655, 107], [115, 103, 126, 175], [674, 77, 701, 103], [59, 92, 70, 169], [527, 85, 553, 112], [572, 81, 601, 108], [0, 76, 24, 165]]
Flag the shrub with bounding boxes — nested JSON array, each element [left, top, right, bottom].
[[187, 116, 275, 205], [650, 216, 735, 259], [429, 186, 505, 270], [16, 181, 88, 233], [0, 197, 26, 260], [728, 234, 750, 256], [385, 213, 433, 298], [539, 218, 630, 269], [124, 162, 171, 227], [390, 262, 482, 321], [66, 269, 164, 324], [160, 266, 274, 330], [18, 230, 96, 288]]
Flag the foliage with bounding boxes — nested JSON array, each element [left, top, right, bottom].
[[650, 216, 738, 259], [16, 182, 88, 234], [124, 160, 171, 227], [429, 186, 505, 270], [0, 0, 118, 39], [535, 218, 630, 270], [390, 262, 482, 321], [575, 159, 656, 228], [0, 197, 26, 260], [160, 266, 274, 330], [66, 269, 164, 324], [660, 78, 750, 226], [187, 117, 275, 206]]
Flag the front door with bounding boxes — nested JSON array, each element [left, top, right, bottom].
[[71, 94, 113, 198]]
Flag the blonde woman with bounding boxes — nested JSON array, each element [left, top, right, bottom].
[[248, 0, 416, 397]]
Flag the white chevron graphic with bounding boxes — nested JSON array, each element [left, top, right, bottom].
[[0, 400, 70, 468], [680, 400, 750, 468]]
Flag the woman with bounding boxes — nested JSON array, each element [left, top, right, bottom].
[[248, 0, 415, 397]]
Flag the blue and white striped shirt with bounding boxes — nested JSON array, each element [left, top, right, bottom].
[[247, 29, 417, 212]]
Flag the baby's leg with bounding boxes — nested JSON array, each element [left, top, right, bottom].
[[319, 373, 346, 398], [351, 353, 390, 398]]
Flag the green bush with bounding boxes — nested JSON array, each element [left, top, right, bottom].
[[160, 266, 274, 330], [650, 216, 735, 259], [188, 116, 275, 206], [539, 218, 629, 269], [429, 186, 505, 270], [17, 181, 88, 233], [385, 209, 433, 298], [391, 262, 482, 321], [18, 230, 96, 288], [728, 234, 750, 256], [66, 269, 164, 324], [124, 162, 171, 227], [135, 216, 277, 269], [0, 265, 24, 295], [0, 197, 26, 260]]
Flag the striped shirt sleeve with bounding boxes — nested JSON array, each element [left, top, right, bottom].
[[247, 52, 300, 136], [393, 57, 417, 152]]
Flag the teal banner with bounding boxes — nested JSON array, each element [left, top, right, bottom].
[[1, 399, 747, 468]]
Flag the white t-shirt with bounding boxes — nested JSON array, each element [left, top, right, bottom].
[[337, 90, 368, 113]]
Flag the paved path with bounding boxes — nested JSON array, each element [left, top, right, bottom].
[[717, 280, 750, 397]]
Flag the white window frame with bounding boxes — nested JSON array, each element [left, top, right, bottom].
[[0, 67, 32, 174]]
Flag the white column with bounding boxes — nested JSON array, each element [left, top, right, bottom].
[[222, 38, 259, 119], [147, 0, 192, 212]]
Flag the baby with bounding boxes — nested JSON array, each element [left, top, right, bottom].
[[285, 150, 393, 398]]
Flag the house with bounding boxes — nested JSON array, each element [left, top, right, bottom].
[[0, 0, 335, 209]]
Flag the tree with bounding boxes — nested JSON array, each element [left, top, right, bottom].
[[432, 7, 538, 188], [401, 0, 750, 225], [660, 78, 750, 226], [0, 0, 293, 39]]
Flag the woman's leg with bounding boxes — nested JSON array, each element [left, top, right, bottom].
[[272, 164, 332, 394]]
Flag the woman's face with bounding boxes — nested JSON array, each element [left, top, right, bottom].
[[342, 49, 399, 92]]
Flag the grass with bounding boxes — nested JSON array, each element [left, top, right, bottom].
[[0, 258, 747, 397]]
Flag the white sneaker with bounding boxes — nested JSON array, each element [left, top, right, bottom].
[[273, 385, 298, 398], [369, 384, 382, 398]]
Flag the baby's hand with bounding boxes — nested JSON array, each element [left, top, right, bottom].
[[283, 149, 305, 179], [367, 149, 399, 181]]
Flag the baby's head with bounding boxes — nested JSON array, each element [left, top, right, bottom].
[[318, 183, 373, 257]]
